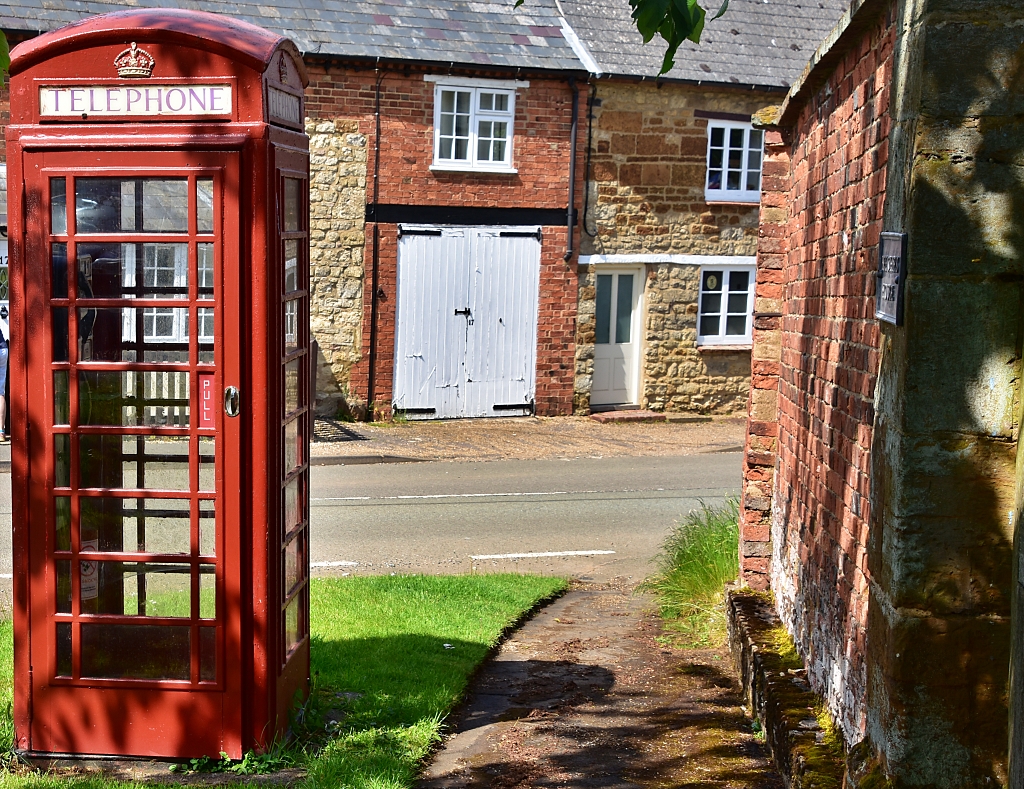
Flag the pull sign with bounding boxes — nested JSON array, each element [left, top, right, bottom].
[[80, 540, 99, 601], [224, 386, 241, 418], [876, 232, 908, 325], [199, 374, 216, 429]]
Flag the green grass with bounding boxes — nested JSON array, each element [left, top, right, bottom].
[[0, 573, 566, 789], [304, 574, 565, 788], [641, 498, 740, 646], [0, 621, 10, 754]]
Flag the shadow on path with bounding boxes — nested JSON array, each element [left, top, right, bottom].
[[418, 587, 781, 789]]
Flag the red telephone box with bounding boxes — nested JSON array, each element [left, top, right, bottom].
[[5, 9, 311, 758]]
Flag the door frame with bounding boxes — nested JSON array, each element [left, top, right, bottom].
[[19, 148, 244, 757]]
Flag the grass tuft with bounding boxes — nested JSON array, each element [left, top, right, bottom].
[[641, 498, 740, 646]]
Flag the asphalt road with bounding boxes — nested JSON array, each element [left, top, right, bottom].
[[0, 449, 742, 586], [309, 451, 742, 582]]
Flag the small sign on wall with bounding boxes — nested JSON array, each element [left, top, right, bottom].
[[876, 232, 908, 325]]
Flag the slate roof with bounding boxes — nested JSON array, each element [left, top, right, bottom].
[[0, 0, 584, 72], [557, 0, 851, 88]]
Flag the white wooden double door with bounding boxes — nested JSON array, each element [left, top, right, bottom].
[[393, 226, 541, 419]]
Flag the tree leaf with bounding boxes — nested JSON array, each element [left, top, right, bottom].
[[0, 32, 9, 77], [655, 0, 706, 68], [684, 0, 706, 43], [630, 0, 671, 43], [526, 0, 729, 75]]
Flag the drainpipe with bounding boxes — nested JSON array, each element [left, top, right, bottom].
[[582, 82, 598, 237], [564, 76, 580, 262], [366, 64, 385, 416]]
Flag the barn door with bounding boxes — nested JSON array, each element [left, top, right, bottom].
[[463, 229, 539, 417], [393, 226, 540, 419], [393, 228, 470, 419]]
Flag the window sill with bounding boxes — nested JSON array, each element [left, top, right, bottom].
[[696, 343, 752, 352], [430, 164, 518, 175], [703, 198, 761, 206]]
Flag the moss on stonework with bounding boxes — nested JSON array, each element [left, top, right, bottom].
[[767, 625, 803, 669], [844, 741, 895, 789], [730, 591, 846, 789]]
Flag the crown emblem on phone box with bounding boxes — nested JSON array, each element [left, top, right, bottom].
[[114, 43, 155, 78]]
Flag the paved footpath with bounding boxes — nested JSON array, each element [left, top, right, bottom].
[[311, 415, 746, 464], [418, 585, 782, 789]]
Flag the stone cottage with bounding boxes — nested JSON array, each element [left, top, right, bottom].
[[736, 0, 1024, 784], [0, 0, 586, 422], [558, 0, 846, 415], [0, 0, 851, 421]]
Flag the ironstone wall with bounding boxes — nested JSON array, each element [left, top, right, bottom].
[[575, 80, 769, 415]]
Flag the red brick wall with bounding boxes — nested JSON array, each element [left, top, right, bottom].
[[306, 65, 577, 209], [740, 8, 895, 742], [534, 226, 577, 415], [740, 128, 788, 586], [308, 64, 582, 416]]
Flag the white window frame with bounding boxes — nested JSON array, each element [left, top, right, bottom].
[[704, 120, 764, 203], [120, 243, 191, 343], [696, 263, 756, 346], [429, 79, 518, 173]]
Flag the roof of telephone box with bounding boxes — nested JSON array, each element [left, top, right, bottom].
[[9, 8, 294, 76]]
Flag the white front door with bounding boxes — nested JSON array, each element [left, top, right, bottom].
[[393, 226, 540, 419], [591, 268, 642, 407]]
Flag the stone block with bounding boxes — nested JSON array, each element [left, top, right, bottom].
[[636, 134, 680, 156], [610, 133, 636, 154], [902, 278, 1019, 437], [868, 600, 1010, 786], [671, 164, 704, 187], [641, 164, 672, 186], [592, 161, 617, 182], [919, 17, 1024, 118], [598, 111, 644, 133]]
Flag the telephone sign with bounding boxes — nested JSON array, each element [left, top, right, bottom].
[[40, 84, 233, 117]]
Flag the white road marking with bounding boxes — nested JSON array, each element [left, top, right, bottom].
[[0, 574, 11, 579], [311, 561, 358, 568], [470, 550, 616, 560], [313, 488, 665, 502]]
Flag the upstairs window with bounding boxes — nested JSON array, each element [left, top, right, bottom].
[[432, 84, 516, 172], [705, 122, 763, 203], [697, 265, 755, 346]]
